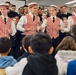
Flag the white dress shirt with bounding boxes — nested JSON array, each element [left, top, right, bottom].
[[68, 13, 76, 26], [68, 17, 74, 26], [17, 12, 40, 32], [41, 16, 70, 33]]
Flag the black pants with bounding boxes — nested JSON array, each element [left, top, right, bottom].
[[61, 32, 68, 40], [52, 36, 61, 56]]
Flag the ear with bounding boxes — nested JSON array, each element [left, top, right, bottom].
[[28, 46, 34, 54], [22, 45, 27, 52], [48, 47, 54, 54], [7, 48, 11, 54]]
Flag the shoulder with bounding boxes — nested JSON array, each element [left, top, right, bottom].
[[8, 17, 12, 21], [68, 60, 76, 66], [56, 17, 60, 20]]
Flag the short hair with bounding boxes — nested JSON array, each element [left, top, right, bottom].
[[39, 7, 42, 10], [23, 5, 28, 8], [5, 1, 11, 4], [11, 4, 16, 7], [22, 35, 32, 51], [0, 37, 12, 53], [61, 5, 68, 8], [70, 25, 76, 42], [18, 7, 23, 10], [30, 32, 52, 54]]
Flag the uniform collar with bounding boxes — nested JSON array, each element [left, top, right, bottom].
[[29, 12, 33, 18], [50, 16, 56, 19], [1, 15, 8, 20]]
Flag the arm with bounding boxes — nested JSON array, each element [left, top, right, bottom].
[[39, 19, 47, 32], [17, 16, 27, 32], [68, 16, 74, 26], [5, 58, 28, 75], [11, 21, 17, 36]]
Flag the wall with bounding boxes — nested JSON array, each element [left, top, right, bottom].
[[0, 0, 25, 12]]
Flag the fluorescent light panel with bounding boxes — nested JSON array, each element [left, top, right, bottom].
[[65, 0, 76, 5]]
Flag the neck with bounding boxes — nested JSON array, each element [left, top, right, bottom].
[[0, 53, 8, 56], [51, 15, 56, 17], [2, 14, 8, 18], [32, 13, 37, 16]]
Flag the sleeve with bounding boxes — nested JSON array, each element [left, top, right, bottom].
[[55, 52, 66, 74], [60, 20, 70, 33], [68, 16, 74, 26], [11, 21, 17, 36], [42, 19, 47, 28], [41, 19, 47, 32], [17, 16, 27, 32], [5, 58, 28, 75], [36, 17, 41, 31], [56, 60, 65, 75]]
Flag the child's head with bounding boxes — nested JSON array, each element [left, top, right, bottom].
[[22, 35, 32, 52], [62, 17, 68, 27], [0, 37, 12, 53], [29, 32, 53, 54], [56, 36, 76, 51], [62, 17, 68, 21]]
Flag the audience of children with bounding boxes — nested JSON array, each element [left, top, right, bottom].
[[5, 32, 58, 75]]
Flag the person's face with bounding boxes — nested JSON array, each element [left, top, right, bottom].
[[11, 6, 16, 12], [13, 16, 20, 25], [42, 13, 47, 19], [62, 6, 68, 13], [49, 7, 57, 16], [19, 7, 24, 14], [30, 5, 39, 15], [73, 6, 76, 12], [24, 7, 28, 13], [0, 6, 8, 15]]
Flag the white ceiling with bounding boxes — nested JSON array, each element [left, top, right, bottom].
[[26, 0, 76, 7], [0, 0, 75, 9]]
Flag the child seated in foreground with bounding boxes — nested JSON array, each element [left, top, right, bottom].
[[0, 37, 17, 68], [17, 35, 32, 62]]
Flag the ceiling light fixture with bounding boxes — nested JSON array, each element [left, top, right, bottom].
[[65, 0, 76, 5]]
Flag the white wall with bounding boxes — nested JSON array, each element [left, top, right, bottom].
[[0, 0, 25, 12]]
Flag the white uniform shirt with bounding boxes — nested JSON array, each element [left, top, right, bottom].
[[41, 16, 70, 33], [17, 12, 40, 32], [68, 13, 76, 26]]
